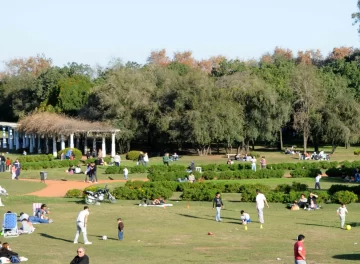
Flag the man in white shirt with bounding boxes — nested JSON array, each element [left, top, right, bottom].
[[74, 206, 92, 245], [114, 154, 121, 167], [315, 174, 321, 190], [256, 189, 269, 225], [337, 203, 348, 229], [251, 157, 257, 172]]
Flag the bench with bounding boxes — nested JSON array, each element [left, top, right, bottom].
[[226, 154, 237, 159]]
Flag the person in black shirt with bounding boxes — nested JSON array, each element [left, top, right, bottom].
[[212, 192, 224, 222], [70, 247, 89, 264]]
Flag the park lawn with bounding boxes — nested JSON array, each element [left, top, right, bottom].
[[0, 178, 44, 196], [0, 198, 359, 264]]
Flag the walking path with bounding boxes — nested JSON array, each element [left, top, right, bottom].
[[22, 179, 147, 197]]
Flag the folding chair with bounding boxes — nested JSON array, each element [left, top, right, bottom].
[[33, 203, 42, 216], [2, 213, 19, 237]]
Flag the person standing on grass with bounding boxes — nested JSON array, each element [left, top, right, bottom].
[[117, 218, 124, 240], [315, 173, 321, 190], [294, 234, 306, 264], [70, 247, 89, 264], [163, 153, 169, 166], [256, 189, 269, 226], [337, 203, 348, 229], [13, 159, 21, 180], [123, 167, 129, 180], [74, 206, 92, 245], [212, 192, 224, 222], [251, 156, 257, 171]]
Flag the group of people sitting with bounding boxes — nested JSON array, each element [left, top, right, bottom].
[[299, 151, 330, 161], [342, 168, 360, 183], [19, 204, 53, 225], [289, 193, 320, 210], [284, 146, 299, 155]]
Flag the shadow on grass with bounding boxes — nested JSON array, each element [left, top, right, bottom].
[[296, 222, 336, 228], [39, 232, 73, 242], [333, 254, 360, 260], [178, 214, 213, 221], [93, 235, 118, 241], [66, 200, 85, 204]]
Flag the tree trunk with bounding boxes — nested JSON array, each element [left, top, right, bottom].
[[251, 139, 255, 151], [331, 140, 337, 154], [217, 142, 220, 154], [279, 129, 283, 151], [303, 133, 308, 153]]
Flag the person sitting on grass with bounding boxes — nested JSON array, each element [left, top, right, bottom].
[[153, 197, 166, 205], [35, 204, 52, 221], [291, 200, 300, 210], [240, 210, 251, 225], [227, 159, 233, 165], [173, 153, 179, 161], [297, 194, 308, 208], [20, 212, 52, 224], [0, 242, 19, 260], [67, 165, 76, 174]]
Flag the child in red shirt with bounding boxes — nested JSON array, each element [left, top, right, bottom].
[[294, 234, 306, 264]]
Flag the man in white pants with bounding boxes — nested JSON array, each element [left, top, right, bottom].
[[74, 206, 92, 245], [256, 189, 269, 225]]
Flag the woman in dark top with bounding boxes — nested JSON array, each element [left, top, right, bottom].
[[0, 242, 19, 258]]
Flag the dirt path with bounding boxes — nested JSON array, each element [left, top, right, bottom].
[[22, 179, 147, 197]]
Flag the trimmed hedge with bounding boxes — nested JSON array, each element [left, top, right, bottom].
[[328, 184, 360, 195], [86, 157, 111, 164], [112, 186, 173, 200], [290, 169, 321, 178], [105, 166, 148, 174], [17, 154, 54, 163], [126, 150, 141, 161], [65, 189, 84, 198], [332, 190, 358, 204], [21, 160, 79, 170], [58, 148, 82, 160]]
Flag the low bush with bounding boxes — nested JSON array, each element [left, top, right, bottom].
[[181, 188, 219, 201], [354, 149, 360, 156], [126, 150, 141, 161], [85, 157, 111, 164], [274, 182, 308, 194], [112, 186, 173, 200], [327, 184, 360, 195], [21, 160, 79, 170], [57, 148, 83, 160], [290, 169, 321, 178], [17, 154, 54, 163], [332, 191, 358, 204], [65, 189, 84, 198], [104, 165, 148, 174]]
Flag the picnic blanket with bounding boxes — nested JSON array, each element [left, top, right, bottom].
[[138, 204, 173, 207], [0, 256, 28, 263]]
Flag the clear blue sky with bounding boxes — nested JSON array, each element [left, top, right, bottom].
[[1, 0, 359, 69]]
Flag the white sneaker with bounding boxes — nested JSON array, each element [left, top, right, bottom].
[[73, 241, 78, 244], [85, 242, 92, 245]]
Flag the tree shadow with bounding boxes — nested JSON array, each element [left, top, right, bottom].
[[333, 254, 360, 260], [92, 235, 118, 241], [296, 222, 336, 228], [39, 232, 73, 243], [66, 200, 85, 204], [227, 200, 242, 203], [178, 214, 213, 221]]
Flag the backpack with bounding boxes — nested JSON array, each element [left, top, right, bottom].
[[10, 255, 21, 263]]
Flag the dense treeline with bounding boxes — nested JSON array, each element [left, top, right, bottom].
[[2, 47, 360, 155]]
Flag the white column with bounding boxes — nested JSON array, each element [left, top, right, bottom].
[[84, 136, 87, 154], [76, 137, 80, 149], [22, 134, 26, 149], [2, 127, 6, 149], [29, 134, 34, 153], [8, 128, 13, 150], [25, 134, 29, 147], [37, 135, 42, 153], [15, 131, 19, 150], [52, 136, 57, 157], [102, 136, 106, 157], [93, 138, 96, 152], [111, 133, 116, 157], [70, 133, 74, 149], [60, 135, 65, 150]]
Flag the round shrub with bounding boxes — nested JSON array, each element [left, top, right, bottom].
[[65, 189, 84, 198], [354, 149, 360, 155], [126, 150, 141, 161], [290, 169, 321, 178], [58, 148, 82, 160], [332, 190, 358, 204]]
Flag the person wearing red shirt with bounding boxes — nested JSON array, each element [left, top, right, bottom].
[[294, 234, 306, 264]]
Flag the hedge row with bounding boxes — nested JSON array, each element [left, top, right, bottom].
[[105, 166, 148, 174], [21, 160, 80, 170], [17, 154, 54, 163], [65, 181, 358, 204], [290, 169, 321, 178]]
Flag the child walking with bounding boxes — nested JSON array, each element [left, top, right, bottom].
[[117, 218, 124, 240], [337, 203, 348, 229], [11, 165, 16, 180]]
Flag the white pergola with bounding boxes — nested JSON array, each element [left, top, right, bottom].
[[0, 113, 120, 158]]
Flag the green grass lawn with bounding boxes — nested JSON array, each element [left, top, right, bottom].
[[0, 147, 359, 263], [1, 199, 360, 264]]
